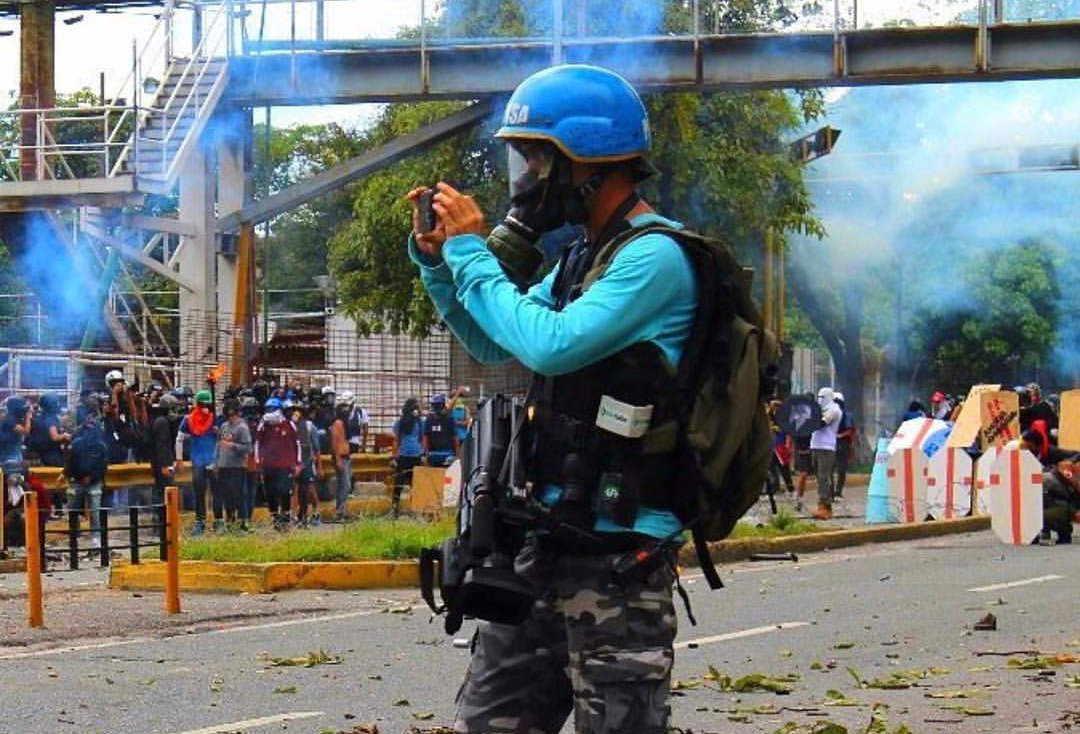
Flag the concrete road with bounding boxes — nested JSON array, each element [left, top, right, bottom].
[[1, 531, 1077, 734]]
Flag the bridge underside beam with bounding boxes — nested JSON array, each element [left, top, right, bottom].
[[217, 99, 494, 232], [228, 22, 1080, 107]]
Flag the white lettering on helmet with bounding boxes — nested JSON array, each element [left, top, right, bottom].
[[505, 103, 530, 125]]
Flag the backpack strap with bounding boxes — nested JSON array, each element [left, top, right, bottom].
[[582, 223, 741, 591]]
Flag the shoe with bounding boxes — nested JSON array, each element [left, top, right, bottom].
[[89, 536, 102, 549], [310, 514, 321, 527], [238, 521, 254, 533], [192, 520, 206, 536], [795, 499, 804, 512], [212, 519, 226, 533], [812, 505, 833, 520]]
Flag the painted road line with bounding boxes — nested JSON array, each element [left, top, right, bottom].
[[206, 608, 382, 635], [967, 574, 1064, 593], [0, 636, 149, 660], [675, 622, 810, 650], [168, 711, 323, 734], [0, 608, 385, 660]]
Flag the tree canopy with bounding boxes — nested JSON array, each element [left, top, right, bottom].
[[326, 0, 825, 337]]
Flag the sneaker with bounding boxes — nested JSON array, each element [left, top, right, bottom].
[[212, 519, 226, 533], [310, 514, 321, 527], [794, 499, 805, 512], [238, 521, 254, 533], [812, 505, 833, 520], [192, 519, 206, 536]]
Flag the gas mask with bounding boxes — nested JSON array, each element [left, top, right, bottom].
[[486, 141, 596, 291]]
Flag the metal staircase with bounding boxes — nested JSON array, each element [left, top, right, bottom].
[[112, 2, 232, 194]]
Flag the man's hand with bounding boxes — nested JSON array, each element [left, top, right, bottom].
[[433, 182, 487, 239], [406, 186, 448, 260]]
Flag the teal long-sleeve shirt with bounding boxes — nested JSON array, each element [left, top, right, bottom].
[[409, 212, 696, 539]]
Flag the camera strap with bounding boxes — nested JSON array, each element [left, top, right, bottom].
[[418, 547, 445, 615]]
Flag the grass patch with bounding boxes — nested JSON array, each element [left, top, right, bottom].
[[728, 507, 823, 539], [180, 516, 457, 563], [180, 507, 823, 562]]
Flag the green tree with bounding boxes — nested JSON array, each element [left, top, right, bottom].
[[328, 0, 823, 337], [909, 239, 1060, 390], [252, 121, 367, 313]]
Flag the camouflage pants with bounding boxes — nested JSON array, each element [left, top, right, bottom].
[[453, 540, 677, 734]]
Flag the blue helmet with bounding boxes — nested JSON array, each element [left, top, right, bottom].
[[265, 397, 283, 411], [495, 64, 650, 163]]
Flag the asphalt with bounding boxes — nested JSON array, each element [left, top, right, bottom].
[[3, 476, 992, 595]]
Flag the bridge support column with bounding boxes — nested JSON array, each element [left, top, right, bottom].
[[18, 0, 55, 181], [215, 106, 253, 388], [177, 145, 217, 390]]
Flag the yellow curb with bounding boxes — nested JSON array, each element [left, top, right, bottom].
[[106, 516, 990, 594], [109, 559, 420, 594], [679, 515, 991, 566]]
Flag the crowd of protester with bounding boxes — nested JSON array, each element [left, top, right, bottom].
[[0, 371, 433, 540]]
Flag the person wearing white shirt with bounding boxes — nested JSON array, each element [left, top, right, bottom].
[[810, 387, 843, 519]]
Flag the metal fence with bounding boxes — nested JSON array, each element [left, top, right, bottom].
[[0, 308, 531, 434]]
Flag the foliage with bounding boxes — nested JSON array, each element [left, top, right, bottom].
[[252, 121, 367, 313], [327, 0, 824, 337], [909, 239, 1060, 389]]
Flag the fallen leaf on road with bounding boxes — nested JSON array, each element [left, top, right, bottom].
[[940, 704, 995, 716], [272, 685, 297, 694], [925, 690, 981, 699], [261, 649, 342, 667], [822, 689, 861, 706]]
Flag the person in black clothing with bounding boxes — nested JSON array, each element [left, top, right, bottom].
[[1039, 457, 1080, 544], [833, 392, 855, 499], [31, 393, 70, 467], [422, 393, 458, 467], [66, 415, 109, 549], [148, 393, 180, 507]]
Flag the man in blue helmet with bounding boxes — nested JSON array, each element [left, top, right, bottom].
[[406, 64, 694, 734]]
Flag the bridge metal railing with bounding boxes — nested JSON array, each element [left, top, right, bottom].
[[0, 0, 1074, 185]]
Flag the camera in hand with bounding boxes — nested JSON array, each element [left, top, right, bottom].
[[418, 188, 438, 234]]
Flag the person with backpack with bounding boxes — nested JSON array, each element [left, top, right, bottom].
[[65, 413, 109, 551], [406, 64, 710, 734]]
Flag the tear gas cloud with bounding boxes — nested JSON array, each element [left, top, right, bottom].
[[792, 77, 1080, 383]]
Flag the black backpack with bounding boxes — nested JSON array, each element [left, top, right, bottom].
[[70, 433, 108, 480], [27, 415, 53, 458], [581, 223, 778, 589]]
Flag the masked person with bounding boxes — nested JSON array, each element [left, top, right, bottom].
[[406, 64, 695, 734], [254, 397, 301, 531], [174, 389, 218, 535], [422, 394, 458, 467], [148, 393, 179, 507], [810, 387, 843, 520]]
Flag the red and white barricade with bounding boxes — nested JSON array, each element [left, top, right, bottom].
[[972, 446, 1001, 516], [442, 458, 462, 508], [926, 447, 973, 520], [986, 447, 1043, 546], [886, 447, 929, 523]]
